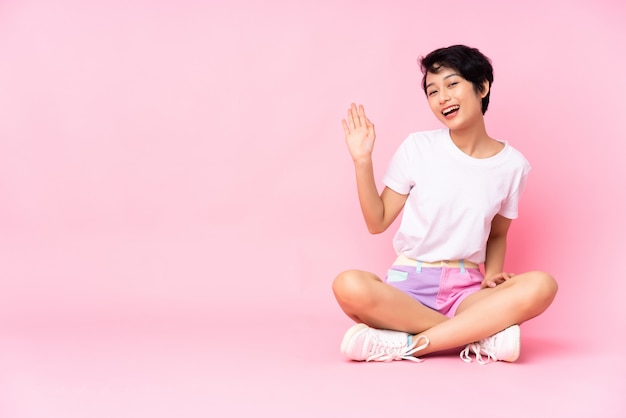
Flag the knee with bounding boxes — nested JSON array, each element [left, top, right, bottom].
[[332, 270, 375, 306], [524, 271, 558, 307]]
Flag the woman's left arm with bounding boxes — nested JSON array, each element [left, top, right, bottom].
[[482, 214, 515, 288]]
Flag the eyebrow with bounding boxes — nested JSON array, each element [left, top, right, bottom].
[[425, 73, 461, 89]]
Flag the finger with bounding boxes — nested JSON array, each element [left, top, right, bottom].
[[481, 279, 495, 289], [358, 104, 367, 125], [347, 107, 356, 129], [341, 119, 350, 137], [350, 104, 360, 127], [366, 119, 375, 138]]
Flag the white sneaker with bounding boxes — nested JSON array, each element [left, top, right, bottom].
[[340, 323, 429, 362], [460, 325, 521, 364]]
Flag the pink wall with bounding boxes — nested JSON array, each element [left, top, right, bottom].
[[1, 0, 624, 343]]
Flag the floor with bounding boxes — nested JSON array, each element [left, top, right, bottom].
[[1, 295, 623, 418]]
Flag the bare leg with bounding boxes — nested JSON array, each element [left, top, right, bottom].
[[332, 269, 447, 334], [414, 271, 558, 355]]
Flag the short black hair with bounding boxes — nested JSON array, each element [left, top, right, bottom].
[[419, 45, 494, 114]]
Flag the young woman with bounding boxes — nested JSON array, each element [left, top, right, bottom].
[[333, 45, 558, 363]]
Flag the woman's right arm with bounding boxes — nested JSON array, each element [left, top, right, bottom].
[[342, 104, 408, 234]]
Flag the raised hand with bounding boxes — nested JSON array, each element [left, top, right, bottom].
[[342, 103, 376, 162]]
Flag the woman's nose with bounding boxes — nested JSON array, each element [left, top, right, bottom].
[[438, 89, 450, 103]]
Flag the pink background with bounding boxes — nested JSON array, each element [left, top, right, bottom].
[[1, 0, 624, 417]]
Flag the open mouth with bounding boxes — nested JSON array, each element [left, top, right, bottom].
[[442, 105, 459, 117]]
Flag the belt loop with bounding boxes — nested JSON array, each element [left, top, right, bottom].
[[460, 259, 466, 274], [416, 261, 422, 273]]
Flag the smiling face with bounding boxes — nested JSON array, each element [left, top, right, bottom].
[[424, 67, 488, 130]]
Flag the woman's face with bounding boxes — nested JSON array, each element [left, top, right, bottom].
[[424, 67, 487, 130]]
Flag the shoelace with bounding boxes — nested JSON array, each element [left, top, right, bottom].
[[366, 335, 430, 362], [460, 339, 497, 365]]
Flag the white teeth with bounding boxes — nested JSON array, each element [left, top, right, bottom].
[[443, 105, 459, 116]]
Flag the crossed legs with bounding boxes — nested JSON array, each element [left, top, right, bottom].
[[332, 269, 558, 357]]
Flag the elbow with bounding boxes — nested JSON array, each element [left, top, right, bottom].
[[364, 214, 391, 234], [367, 224, 387, 234]]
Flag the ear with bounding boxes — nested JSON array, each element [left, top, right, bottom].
[[479, 80, 490, 98]]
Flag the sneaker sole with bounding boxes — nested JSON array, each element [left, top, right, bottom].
[[340, 323, 369, 357]]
